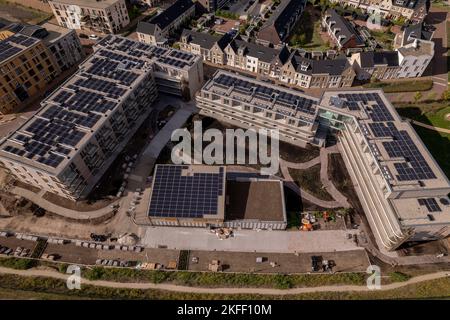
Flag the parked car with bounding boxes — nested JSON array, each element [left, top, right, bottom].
[[311, 256, 322, 272], [88, 34, 99, 40]]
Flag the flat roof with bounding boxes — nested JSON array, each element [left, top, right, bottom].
[[0, 33, 40, 64], [201, 70, 320, 125], [49, 0, 121, 9], [148, 165, 226, 220], [225, 180, 286, 222], [320, 90, 450, 191], [0, 35, 198, 174]]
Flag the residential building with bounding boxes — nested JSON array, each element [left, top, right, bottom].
[[330, 0, 428, 23], [280, 51, 355, 88], [0, 35, 202, 199], [393, 22, 434, 49], [48, 0, 130, 34], [145, 165, 287, 230], [350, 51, 399, 80], [196, 0, 229, 13], [197, 70, 450, 250], [3, 22, 84, 71], [137, 0, 195, 45], [179, 30, 353, 89], [350, 36, 433, 80], [0, 34, 60, 114], [256, 0, 306, 47], [396, 39, 433, 78], [322, 9, 365, 50]]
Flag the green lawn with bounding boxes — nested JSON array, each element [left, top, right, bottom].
[[0, 273, 449, 300], [289, 165, 334, 201], [367, 28, 395, 50], [363, 79, 433, 93], [289, 6, 330, 50], [412, 125, 450, 179], [395, 103, 450, 129]]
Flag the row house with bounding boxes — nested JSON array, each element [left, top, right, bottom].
[[137, 0, 195, 45], [322, 9, 365, 50], [351, 23, 434, 80], [330, 0, 428, 23]]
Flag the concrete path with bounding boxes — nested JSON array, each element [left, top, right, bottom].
[[0, 267, 448, 296], [11, 186, 118, 220], [141, 227, 360, 253], [280, 145, 350, 208], [410, 119, 450, 134]]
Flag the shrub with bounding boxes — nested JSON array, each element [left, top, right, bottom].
[[389, 272, 411, 282]]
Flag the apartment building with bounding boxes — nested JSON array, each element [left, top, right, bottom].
[[3, 23, 84, 71], [48, 0, 130, 34], [256, 0, 306, 47], [0, 34, 60, 114], [197, 70, 450, 250], [280, 51, 355, 89], [196, 70, 320, 147], [137, 0, 195, 45], [180, 29, 233, 64], [322, 9, 365, 50], [330, 0, 428, 23], [196, 0, 229, 13], [0, 35, 202, 199], [350, 24, 434, 81]]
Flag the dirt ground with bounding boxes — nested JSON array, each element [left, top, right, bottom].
[[188, 249, 370, 274], [0, 0, 52, 25]]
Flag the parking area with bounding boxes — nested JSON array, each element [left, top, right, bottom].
[[188, 249, 370, 274], [0, 236, 36, 257]]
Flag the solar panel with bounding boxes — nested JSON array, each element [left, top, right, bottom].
[[148, 165, 224, 218]]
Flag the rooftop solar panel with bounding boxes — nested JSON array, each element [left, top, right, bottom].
[[148, 165, 224, 218]]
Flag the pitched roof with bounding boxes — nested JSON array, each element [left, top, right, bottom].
[[258, 0, 306, 44], [148, 0, 194, 30], [324, 9, 364, 47], [403, 23, 433, 45], [290, 53, 351, 76], [359, 51, 399, 68], [227, 38, 290, 64], [181, 29, 220, 50]]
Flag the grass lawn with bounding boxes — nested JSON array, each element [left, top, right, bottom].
[[289, 165, 334, 201], [0, 273, 449, 300], [363, 79, 433, 93], [288, 5, 330, 50], [412, 125, 450, 179], [395, 102, 450, 129], [0, 0, 52, 25], [367, 28, 395, 50]]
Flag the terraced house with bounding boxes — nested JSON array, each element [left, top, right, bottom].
[[179, 30, 354, 89], [48, 0, 130, 34], [137, 0, 195, 45], [0, 35, 203, 199], [322, 9, 365, 50], [0, 34, 60, 114], [196, 70, 450, 251], [256, 0, 307, 47], [280, 51, 355, 88], [330, 0, 428, 23]]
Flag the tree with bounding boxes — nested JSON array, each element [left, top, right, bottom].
[[413, 91, 422, 103], [441, 89, 450, 101]]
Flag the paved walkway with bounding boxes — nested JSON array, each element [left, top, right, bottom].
[[141, 227, 360, 253], [280, 144, 350, 209], [0, 267, 448, 296], [410, 119, 450, 134], [11, 187, 118, 221]]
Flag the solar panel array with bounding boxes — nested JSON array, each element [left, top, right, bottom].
[[336, 92, 436, 183], [148, 166, 224, 218], [0, 33, 39, 62], [418, 198, 441, 212], [0, 35, 162, 169], [214, 73, 317, 116]]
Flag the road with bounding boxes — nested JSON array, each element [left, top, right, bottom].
[[0, 267, 448, 296]]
